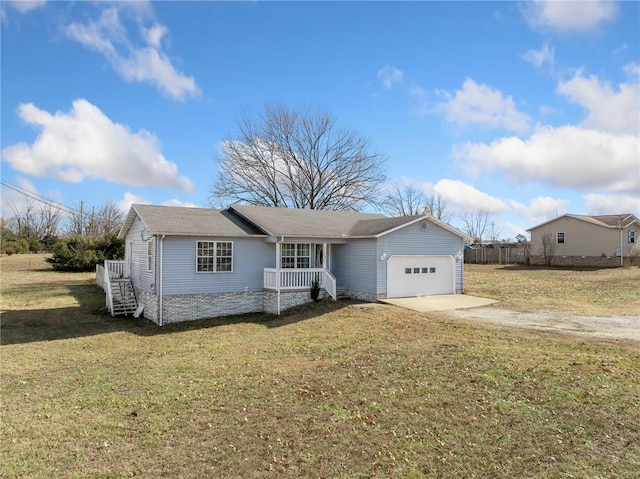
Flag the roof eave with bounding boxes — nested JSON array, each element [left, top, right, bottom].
[[373, 215, 471, 241], [118, 204, 145, 239]]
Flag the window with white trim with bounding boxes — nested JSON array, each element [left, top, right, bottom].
[[197, 241, 233, 272], [281, 243, 310, 269], [147, 240, 153, 272], [557, 232, 565, 244], [629, 230, 636, 243]]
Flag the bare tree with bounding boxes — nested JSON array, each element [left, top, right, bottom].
[[36, 203, 62, 239], [383, 183, 453, 222], [461, 209, 492, 243], [540, 231, 557, 266], [83, 202, 125, 237], [487, 221, 503, 242], [425, 193, 453, 223], [66, 200, 124, 237], [210, 104, 386, 211], [515, 233, 531, 265], [9, 200, 61, 241], [382, 183, 427, 216]]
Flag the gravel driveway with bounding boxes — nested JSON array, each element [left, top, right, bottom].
[[447, 307, 640, 344]]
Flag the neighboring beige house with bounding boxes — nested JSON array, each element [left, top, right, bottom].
[[528, 214, 640, 267]]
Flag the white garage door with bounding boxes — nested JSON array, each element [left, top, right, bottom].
[[387, 255, 454, 298]]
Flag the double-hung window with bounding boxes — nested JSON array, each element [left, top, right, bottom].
[[629, 230, 637, 243], [197, 241, 233, 272], [557, 232, 565, 244], [147, 240, 153, 271], [281, 243, 310, 269]]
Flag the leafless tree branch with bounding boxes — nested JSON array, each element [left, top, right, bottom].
[[210, 104, 386, 211]]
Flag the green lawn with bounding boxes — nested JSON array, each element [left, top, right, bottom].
[[1, 255, 639, 478]]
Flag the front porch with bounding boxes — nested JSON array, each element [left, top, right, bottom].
[[263, 267, 337, 299]]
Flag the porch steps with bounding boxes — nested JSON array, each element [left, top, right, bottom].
[[109, 279, 138, 316]]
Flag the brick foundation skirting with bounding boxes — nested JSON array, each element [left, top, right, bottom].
[[337, 288, 381, 302], [264, 290, 312, 314], [134, 288, 159, 324], [161, 291, 265, 324], [136, 288, 336, 324]]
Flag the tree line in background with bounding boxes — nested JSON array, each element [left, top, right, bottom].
[[1, 200, 125, 271]]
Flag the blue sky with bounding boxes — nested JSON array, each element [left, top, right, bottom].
[[1, 0, 639, 239]]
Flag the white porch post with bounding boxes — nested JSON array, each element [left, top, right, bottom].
[[323, 243, 328, 270], [276, 240, 281, 315]]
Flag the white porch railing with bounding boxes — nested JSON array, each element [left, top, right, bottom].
[[104, 260, 129, 279], [264, 268, 337, 300]]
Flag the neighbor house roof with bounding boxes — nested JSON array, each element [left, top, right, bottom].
[[527, 213, 640, 232], [119, 204, 266, 239]]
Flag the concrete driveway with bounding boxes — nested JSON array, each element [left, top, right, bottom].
[[382, 294, 498, 313]]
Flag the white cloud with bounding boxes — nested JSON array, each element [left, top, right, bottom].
[[409, 83, 429, 117], [436, 78, 531, 134], [523, 0, 617, 33], [432, 179, 508, 214], [523, 43, 555, 69], [624, 62, 640, 79], [117, 192, 149, 214], [377, 64, 403, 89], [7, 0, 46, 14], [583, 193, 640, 216], [456, 125, 639, 194], [557, 70, 639, 134], [117, 192, 197, 214], [1, 99, 194, 192], [142, 23, 168, 48], [509, 196, 569, 226], [162, 198, 198, 208], [66, 7, 200, 101]]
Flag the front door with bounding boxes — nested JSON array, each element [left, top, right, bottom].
[[315, 244, 329, 269]]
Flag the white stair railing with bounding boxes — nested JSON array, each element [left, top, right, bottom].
[[321, 269, 337, 300]]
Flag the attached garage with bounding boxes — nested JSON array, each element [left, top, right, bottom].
[[386, 255, 455, 298]]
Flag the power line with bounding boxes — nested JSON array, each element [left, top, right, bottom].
[[0, 180, 80, 217]]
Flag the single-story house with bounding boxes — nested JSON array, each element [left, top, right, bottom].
[[527, 213, 639, 267], [107, 204, 470, 325]]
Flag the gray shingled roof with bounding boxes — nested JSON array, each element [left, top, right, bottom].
[[230, 205, 469, 239], [229, 204, 387, 237], [120, 203, 470, 240], [119, 204, 265, 238], [349, 216, 422, 236], [570, 214, 639, 228]]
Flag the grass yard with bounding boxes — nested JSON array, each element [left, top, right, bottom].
[[1, 255, 639, 478], [464, 263, 640, 316]]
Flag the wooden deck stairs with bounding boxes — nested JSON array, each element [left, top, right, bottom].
[[109, 278, 138, 316], [96, 260, 138, 317]]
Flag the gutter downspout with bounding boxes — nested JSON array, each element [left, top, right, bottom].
[[620, 226, 624, 267], [158, 235, 165, 326]]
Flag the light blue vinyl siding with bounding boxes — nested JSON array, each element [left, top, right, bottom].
[[125, 216, 156, 292], [376, 221, 465, 294], [332, 239, 378, 294], [161, 236, 274, 295]]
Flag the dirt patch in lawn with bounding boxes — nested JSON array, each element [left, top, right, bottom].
[[447, 306, 640, 344]]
